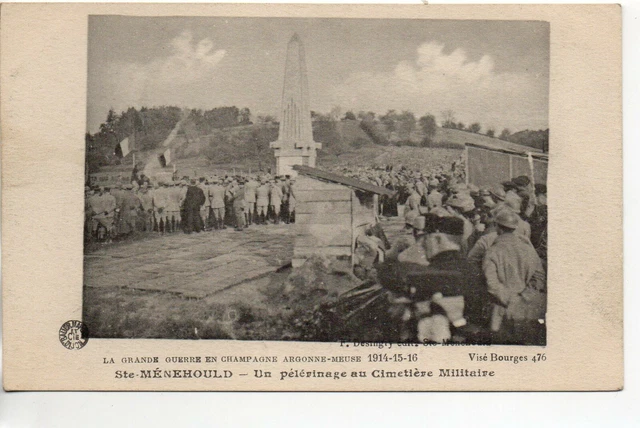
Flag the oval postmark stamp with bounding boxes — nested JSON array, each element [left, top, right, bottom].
[[59, 320, 89, 350]]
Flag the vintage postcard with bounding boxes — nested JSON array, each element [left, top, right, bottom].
[[2, 4, 622, 391]]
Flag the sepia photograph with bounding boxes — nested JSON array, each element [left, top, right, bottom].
[[82, 16, 549, 345]]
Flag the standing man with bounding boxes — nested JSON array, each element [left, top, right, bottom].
[[166, 182, 181, 233], [426, 179, 443, 210], [198, 177, 211, 230], [153, 182, 170, 233], [244, 175, 258, 226], [255, 179, 270, 225], [210, 178, 227, 230], [137, 183, 155, 232], [120, 183, 142, 234], [482, 210, 546, 345], [269, 178, 284, 224], [232, 180, 247, 231], [288, 178, 297, 223], [182, 179, 205, 233], [406, 184, 421, 213]]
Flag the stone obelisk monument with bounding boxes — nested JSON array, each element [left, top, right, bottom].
[[270, 34, 322, 176]]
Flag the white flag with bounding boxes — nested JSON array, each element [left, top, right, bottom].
[[115, 137, 131, 158]]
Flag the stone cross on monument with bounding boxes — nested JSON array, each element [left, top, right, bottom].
[[270, 34, 322, 176]]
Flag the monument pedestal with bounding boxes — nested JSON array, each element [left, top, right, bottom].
[[270, 142, 321, 176]]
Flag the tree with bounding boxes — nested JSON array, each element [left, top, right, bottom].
[[418, 114, 437, 143], [239, 108, 252, 125], [468, 122, 481, 134], [457, 122, 466, 130], [329, 106, 342, 122], [343, 111, 357, 121], [499, 128, 511, 141], [380, 110, 397, 133], [396, 110, 416, 141], [486, 128, 495, 138], [441, 110, 457, 129]]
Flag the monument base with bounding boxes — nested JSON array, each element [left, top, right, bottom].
[[274, 154, 317, 176]]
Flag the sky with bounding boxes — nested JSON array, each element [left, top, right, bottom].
[[87, 16, 549, 134]]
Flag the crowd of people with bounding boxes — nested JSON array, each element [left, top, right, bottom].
[[368, 171, 548, 346], [86, 160, 548, 346], [84, 173, 298, 243]]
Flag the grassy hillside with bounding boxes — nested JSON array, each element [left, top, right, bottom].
[[113, 116, 535, 179]]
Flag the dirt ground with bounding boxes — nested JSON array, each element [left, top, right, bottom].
[[83, 216, 406, 341]]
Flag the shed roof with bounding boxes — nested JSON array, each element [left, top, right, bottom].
[[465, 141, 549, 161], [293, 165, 395, 196]]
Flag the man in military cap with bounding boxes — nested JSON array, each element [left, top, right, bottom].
[[198, 177, 211, 230], [287, 177, 297, 223], [255, 179, 270, 225], [426, 178, 443, 210], [379, 214, 488, 343], [243, 175, 258, 226], [137, 183, 155, 232], [444, 193, 476, 254], [182, 179, 206, 233], [269, 178, 283, 224], [232, 180, 247, 231], [120, 183, 142, 234], [405, 183, 421, 213], [153, 182, 170, 233], [209, 178, 226, 230], [90, 186, 117, 241], [482, 209, 546, 345]]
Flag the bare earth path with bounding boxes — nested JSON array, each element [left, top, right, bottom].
[[83, 216, 405, 339], [84, 224, 295, 299]]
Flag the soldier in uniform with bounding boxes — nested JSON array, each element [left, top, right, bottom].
[[110, 184, 126, 237], [198, 177, 211, 230], [287, 178, 297, 223], [153, 182, 170, 233], [243, 175, 258, 226], [232, 180, 246, 231], [255, 179, 270, 225], [137, 183, 155, 232], [182, 179, 205, 233], [120, 183, 142, 234], [269, 178, 283, 224], [483, 210, 546, 345], [209, 178, 227, 230], [165, 182, 181, 233], [90, 186, 117, 242]]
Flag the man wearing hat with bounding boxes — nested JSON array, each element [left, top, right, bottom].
[[137, 183, 155, 232], [426, 179, 442, 210], [198, 177, 211, 230], [287, 178, 297, 223], [209, 178, 227, 230], [482, 209, 546, 345], [182, 179, 206, 233], [120, 183, 142, 234], [154, 182, 170, 233], [255, 179, 270, 225], [379, 215, 488, 343], [243, 175, 258, 226], [166, 182, 182, 232], [269, 178, 283, 224], [405, 184, 421, 213], [231, 180, 247, 231], [444, 193, 476, 254]]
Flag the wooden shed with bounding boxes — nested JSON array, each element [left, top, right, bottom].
[[291, 165, 395, 268]]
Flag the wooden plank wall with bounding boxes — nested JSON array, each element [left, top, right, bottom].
[[293, 175, 354, 267]]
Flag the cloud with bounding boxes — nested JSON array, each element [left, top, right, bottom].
[[92, 31, 226, 128], [329, 41, 548, 132]]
